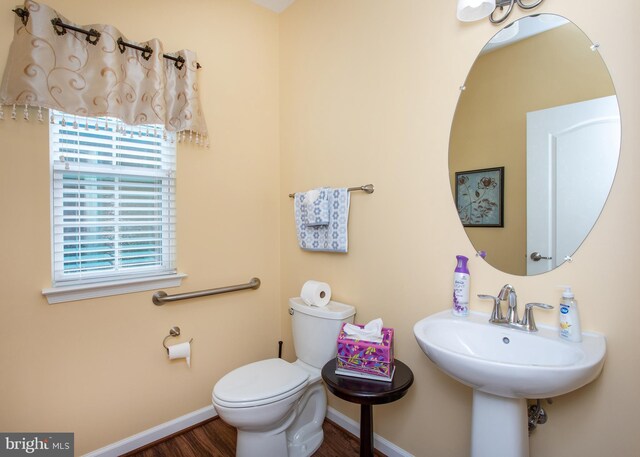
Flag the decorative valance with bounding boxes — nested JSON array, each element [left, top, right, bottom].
[[0, 0, 208, 146]]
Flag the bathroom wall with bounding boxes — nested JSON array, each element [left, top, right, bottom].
[[280, 1, 640, 456], [0, 0, 280, 453], [449, 24, 615, 275]]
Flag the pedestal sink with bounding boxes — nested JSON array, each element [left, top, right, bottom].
[[413, 310, 606, 457]]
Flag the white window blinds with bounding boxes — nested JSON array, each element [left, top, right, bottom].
[[50, 111, 176, 286]]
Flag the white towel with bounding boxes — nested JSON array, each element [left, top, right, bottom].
[[298, 188, 330, 226], [295, 188, 350, 253], [342, 318, 384, 343]]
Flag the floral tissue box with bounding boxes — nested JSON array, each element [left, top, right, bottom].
[[336, 323, 395, 381]]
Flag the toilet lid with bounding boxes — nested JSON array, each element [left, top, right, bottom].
[[213, 358, 309, 407]]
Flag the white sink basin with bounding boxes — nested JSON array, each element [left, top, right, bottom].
[[413, 310, 606, 399]]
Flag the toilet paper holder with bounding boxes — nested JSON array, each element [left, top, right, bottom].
[[162, 326, 193, 353]]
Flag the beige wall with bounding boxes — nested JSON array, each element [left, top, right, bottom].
[[1, 0, 640, 456], [450, 23, 615, 275], [280, 1, 639, 456], [0, 0, 280, 454]]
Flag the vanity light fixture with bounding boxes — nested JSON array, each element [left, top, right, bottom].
[[457, 0, 545, 24]]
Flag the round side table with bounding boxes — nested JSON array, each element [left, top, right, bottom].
[[321, 358, 414, 457]]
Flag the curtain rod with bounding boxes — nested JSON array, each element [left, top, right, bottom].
[[11, 9, 202, 69], [51, 17, 100, 44], [117, 38, 202, 69]]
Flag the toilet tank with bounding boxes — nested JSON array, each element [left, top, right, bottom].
[[289, 297, 356, 369]]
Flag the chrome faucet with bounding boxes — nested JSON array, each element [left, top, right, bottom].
[[498, 284, 519, 325], [478, 284, 553, 332]]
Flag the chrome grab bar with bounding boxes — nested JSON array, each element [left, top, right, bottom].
[[153, 277, 261, 306]]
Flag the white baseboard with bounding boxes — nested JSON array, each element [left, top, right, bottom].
[[83, 405, 217, 457], [83, 404, 411, 457], [326, 406, 414, 457]]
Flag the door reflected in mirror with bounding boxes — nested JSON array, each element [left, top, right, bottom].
[[449, 14, 620, 276]]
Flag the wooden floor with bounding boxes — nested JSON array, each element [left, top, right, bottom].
[[125, 418, 385, 457]]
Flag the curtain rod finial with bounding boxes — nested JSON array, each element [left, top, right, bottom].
[[12, 7, 29, 26]]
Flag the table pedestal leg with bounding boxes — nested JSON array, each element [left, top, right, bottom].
[[360, 404, 374, 457]]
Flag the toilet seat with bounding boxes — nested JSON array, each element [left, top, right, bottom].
[[213, 358, 309, 408]]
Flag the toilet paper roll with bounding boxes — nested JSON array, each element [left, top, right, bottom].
[[301, 280, 331, 307], [168, 341, 191, 368]]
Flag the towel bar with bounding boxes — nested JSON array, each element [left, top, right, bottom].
[[288, 184, 374, 198], [153, 277, 261, 305]]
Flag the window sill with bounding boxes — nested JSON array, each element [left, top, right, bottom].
[[42, 273, 187, 304]]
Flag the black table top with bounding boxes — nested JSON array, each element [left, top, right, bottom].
[[321, 358, 414, 406]]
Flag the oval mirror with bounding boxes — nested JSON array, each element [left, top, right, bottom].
[[449, 14, 620, 276]]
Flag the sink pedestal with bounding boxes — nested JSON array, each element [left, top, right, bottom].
[[471, 391, 528, 457]]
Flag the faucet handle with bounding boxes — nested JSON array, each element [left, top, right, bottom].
[[477, 294, 505, 322], [525, 303, 554, 311], [521, 303, 554, 332]]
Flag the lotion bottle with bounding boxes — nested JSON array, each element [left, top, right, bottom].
[[559, 286, 582, 342], [452, 255, 470, 316]]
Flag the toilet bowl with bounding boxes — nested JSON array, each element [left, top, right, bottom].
[[212, 298, 356, 457]]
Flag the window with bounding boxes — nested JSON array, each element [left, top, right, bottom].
[[43, 111, 183, 303]]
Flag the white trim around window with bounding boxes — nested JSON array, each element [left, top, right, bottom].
[[42, 272, 187, 304]]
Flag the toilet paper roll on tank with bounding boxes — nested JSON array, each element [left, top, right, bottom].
[[300, 280, 332, 307]]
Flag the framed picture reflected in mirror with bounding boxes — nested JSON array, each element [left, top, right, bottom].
[[455, 166, 504, 227]]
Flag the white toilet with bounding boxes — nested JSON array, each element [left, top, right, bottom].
[[212, 297, 356, 457]]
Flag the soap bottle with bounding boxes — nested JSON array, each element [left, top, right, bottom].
[[452, 255, 470, 316], [559, 286, 582, 342]]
